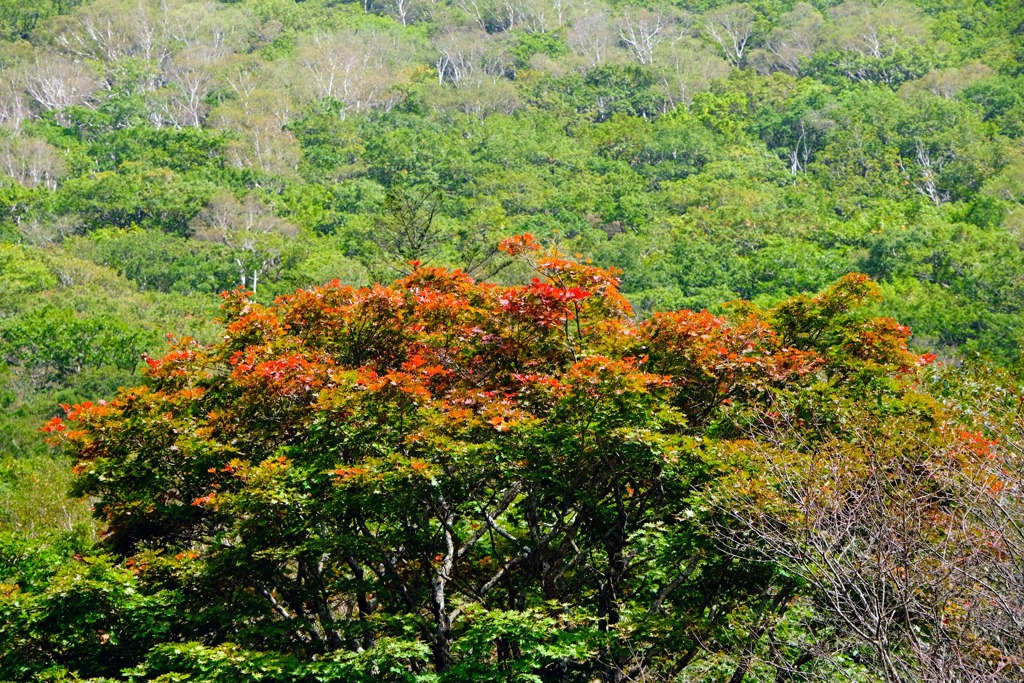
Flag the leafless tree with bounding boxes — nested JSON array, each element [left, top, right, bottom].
[[0, 136, 65, 190], [506, 0, 571, 33], [568, 11, 621, 66], [704, 3, 756, 67], [201, 3, 260, 52], [453, 0, 578, 33], [434, 29, 511, 85], [0, 74, 31, 129], [757, 2, 826, 75], [162, 0, 239, 50], [153, 44, 227, 127], [50, 0, 172, 64], [617, 8, 673, 66], [424, 74, 521, 119], [904, 63, 995, 100], [902, 140, 951, 205], [982, 151, 1024, 210], [782, 108, 834, 174], [191, 192, 299, 294], [654, 37, 730, 106], [299, 33, 379, 105], [295, 32, 411, 113], [17, 213, 78, 246], [435, 29, 482, 84], [218, 54, 268, 102], [715, 402, 1024, 683], [828, 0, 929, 61], [52, 3, 135, 62], [208, 89, 301, 176], [452, 0, 490, 30], [21, 53, 100, 117], [375, 0, 420, 25]]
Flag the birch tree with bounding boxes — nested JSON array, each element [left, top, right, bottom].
[[190, 192, 298, 295], [0, 135, 65, 190], [704, 3, 756, 67], [21, 53, 99, 115]]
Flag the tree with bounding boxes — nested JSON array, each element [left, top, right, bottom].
[[567, 10, 622, 67], [0, 532, 177, 679], [754, 2, 825, 75], [422, 73, 522, 119], [375, 0, 420, 26], [896, 93, 1006, 205], [190, 191, 299, 295], [20, 53, 100, 118], [0, 134, 64, 189], [703, 3, 756, 67], [711, 361, 1024, 682], [370, 181, 447, 273], [294, 31, 411, 113], [433, 28, 511, 85], [806, 0, 935, 87], [48, 0, 172, 64], [0, 68, 31, 129], [75, 228, 238, 294], [152, 45, 226, 128], [457, 0, 573, 34], [55, 164, 214, 234], [652, 37, 730, 106], [616, 7, 675, 66], [44, 241, 984, 682], [0, 305, 149, 388], [207, 91, 302, 176], [828, 0, 930, 63], [0, 0, 84, 41]]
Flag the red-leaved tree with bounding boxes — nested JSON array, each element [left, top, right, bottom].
[[42, 237, 1023, 682]]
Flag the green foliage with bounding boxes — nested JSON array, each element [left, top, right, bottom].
[[0, 244, 57, 299], [447, 608, 594, 682], [508, 31, 569, 69], [127, 638, 435, 683], [0, 0, 84, 40], [0, 536, 177, 681], [0, 454, 92, 534], [54, 166, 215, 235], [67, 229, 238, 295], [531, 65, 666, 122], [0, 305, 149, 386]]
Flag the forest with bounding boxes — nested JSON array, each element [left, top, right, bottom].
[[0, 0, 1023, 679]]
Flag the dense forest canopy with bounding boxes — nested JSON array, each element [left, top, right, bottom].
[[0, 0, 1023, 679]]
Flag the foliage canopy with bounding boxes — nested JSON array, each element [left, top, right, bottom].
[[17, 241, 1022, 682]]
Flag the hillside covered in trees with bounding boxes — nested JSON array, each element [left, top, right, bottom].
[[1, 0, 1024, 680]]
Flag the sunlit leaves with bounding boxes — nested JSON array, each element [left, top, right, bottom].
[[41, 243, 973, 681]]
